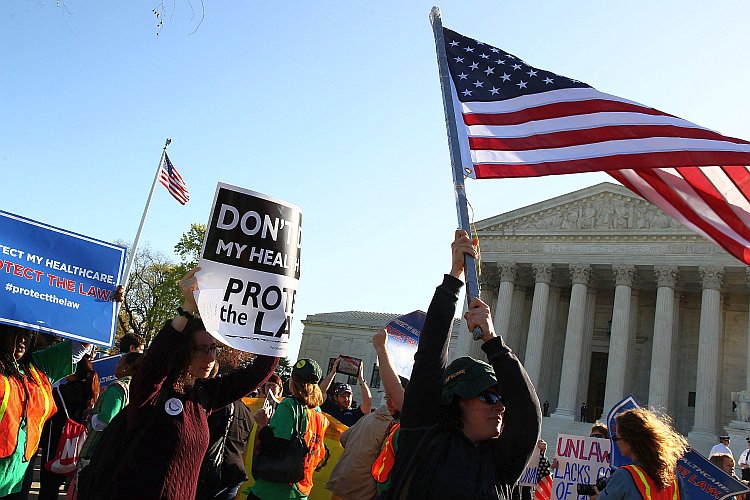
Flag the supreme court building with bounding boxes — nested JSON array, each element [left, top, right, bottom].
[[300, 182, 750, 443]]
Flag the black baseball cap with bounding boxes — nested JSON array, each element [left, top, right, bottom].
[[441, 356, 499, 404], [291, 358, 322, 384]]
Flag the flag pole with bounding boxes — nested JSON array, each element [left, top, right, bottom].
[[429, 6, 483, 340], [121, 138, 171, 289]]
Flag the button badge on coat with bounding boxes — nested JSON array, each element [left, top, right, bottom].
[[165, 398, 184, 416]]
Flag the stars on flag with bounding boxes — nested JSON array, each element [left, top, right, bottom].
[[443, 27, 588, 102]]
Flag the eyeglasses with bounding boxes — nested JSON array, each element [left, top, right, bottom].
[[590, 434, 605, 438], [193, 345, 219, 357], [478, 392, 506, 406]]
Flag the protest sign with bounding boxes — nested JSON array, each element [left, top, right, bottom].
[[196, 183, 302, 356], [92, 354, 122, 389], [0, 211, 125, 346], [336, 355, 362, 377], [677, 449, 750, 500], [552, 433, 611, 500], [384, 310, 426, 379], [518, 446, 543, 487], [606, 394, 640, 468]]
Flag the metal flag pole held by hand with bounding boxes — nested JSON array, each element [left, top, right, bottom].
[[429, 6, 483, 341]]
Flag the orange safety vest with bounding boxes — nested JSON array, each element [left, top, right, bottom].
[[621, 464, 680, 500], [371, 421, 401, 484], [0, 365, 56, 460], [297, 408, 330, 496]]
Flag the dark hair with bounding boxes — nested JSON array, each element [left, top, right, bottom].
[[438, 397, 462, 431], [71, 354, 100, 409], [119, 333, 145, 354], [166, 317, 205, 392], [0, 325, 37, 382], [122, 351, 143, 365]]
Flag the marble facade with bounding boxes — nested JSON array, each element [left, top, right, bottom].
[[299, 182, 750, 443]]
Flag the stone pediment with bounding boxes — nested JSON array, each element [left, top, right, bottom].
[[476, 182, 692, 235]]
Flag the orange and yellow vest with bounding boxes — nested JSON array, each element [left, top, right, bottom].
[[297, 408, 329, 496], [621, 464, 680, 500], [0, 365, 57, 460], [372, 421, 401, 485]]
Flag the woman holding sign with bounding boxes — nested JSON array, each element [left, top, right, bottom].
[[109, 267, 278, 500], [0, 326, 90, 498], [593, 408, 687, 499]]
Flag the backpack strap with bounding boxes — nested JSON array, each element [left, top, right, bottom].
[[55, 385, 69, 419]]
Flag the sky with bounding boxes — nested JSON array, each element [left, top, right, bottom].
[[2, 1, 749, 360]]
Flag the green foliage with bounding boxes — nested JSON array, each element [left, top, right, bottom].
[[174, 223, 206, 267], [275, 357, 292, 379], [115, 223, 205, 350]]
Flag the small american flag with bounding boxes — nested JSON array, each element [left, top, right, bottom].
[[442, 27, 750, 264], [159, 153, 189, 205], [534, 455, 553, 500]]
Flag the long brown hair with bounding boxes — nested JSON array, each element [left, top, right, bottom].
[[69, 354, 100, 409], [166, 317, 204, 392], [289, 377, 324, 408], [616, 408, 688, 488]]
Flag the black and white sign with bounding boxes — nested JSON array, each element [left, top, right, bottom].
[[196, 183, 302, 356]]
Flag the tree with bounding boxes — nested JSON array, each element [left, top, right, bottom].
[[114, 223, 205, 349], [116, 243, 182, 346], [174, 223, 206, 268], [276, 357, 292, 379]]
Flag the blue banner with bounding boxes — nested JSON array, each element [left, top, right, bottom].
[[606, 394, 640, 468], [92, 354, 122, 389], [677, 449, 750, 500], [0, 211, 125, 346], [384, 310, 426, 379]]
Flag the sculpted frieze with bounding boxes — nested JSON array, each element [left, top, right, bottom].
[[495, 193, 680, 232]]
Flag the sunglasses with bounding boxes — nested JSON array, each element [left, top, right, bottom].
[[478, 392, 506, 406], [590, 434, 605, 438]]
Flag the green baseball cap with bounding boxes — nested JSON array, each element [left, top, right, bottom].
[[441, 356, 499, 404], [292, 358, 322, 383]]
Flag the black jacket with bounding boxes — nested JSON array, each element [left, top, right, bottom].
[[386, 275, 541, 500]]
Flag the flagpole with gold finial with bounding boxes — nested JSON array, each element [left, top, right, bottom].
[[120, 138, 171, 290]]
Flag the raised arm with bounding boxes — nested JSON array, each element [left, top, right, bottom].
[[357, 362, 372, 414], [318, 356, 340, 395], [200, 355, 279, 412], [372, 328, 404, 411], [129, 267, 199, 409], [399, 230, 475, 429], [465, 296, 540, 484]]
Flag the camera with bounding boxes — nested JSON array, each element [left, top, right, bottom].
[[577, 476, 608, 496]]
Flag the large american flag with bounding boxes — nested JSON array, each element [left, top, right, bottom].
[[159, 152, 190, 205], [442, 27, 750, 264]]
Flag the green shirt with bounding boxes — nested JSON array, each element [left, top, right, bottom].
[[250, 398, 320, 500], [0, 340, 74, 496]]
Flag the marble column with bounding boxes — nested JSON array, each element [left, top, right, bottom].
[[577, 283, 598, 412], [454, 299, 473, 360], [507, 286, 527, 356], [689, 266, 725, 439], [552, 264, 592, 420], [524, 263, 554, 388], [471, 273, 501, 359], [492, 263, 518, 342], [648, 265, 678, 412], [602, 264, 636, 416]]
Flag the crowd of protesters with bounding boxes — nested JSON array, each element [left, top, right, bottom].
[[1, 230, 737, 500]]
